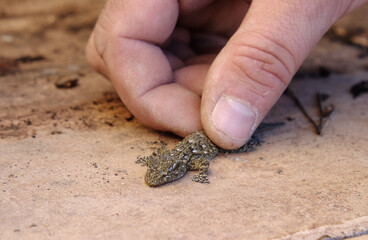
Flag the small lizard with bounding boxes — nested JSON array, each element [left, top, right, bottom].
[[136, 122, 284, 187]]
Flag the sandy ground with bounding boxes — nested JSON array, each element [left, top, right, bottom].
[[1, 1, 368, 239]]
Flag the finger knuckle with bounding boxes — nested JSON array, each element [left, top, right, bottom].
[[230, 39, 295, 94]]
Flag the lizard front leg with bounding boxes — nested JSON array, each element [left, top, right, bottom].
[[189, 158, 211, 183], [136, 145, 169, 166]]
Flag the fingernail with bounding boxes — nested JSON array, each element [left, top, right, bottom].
[[212, 95, 257, 141]]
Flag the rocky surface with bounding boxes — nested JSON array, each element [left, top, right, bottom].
[[1, 1, 367, 239]]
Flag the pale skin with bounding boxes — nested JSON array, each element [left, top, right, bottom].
[[86, 0, 367, 149]]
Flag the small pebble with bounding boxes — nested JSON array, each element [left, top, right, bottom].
[[1, 34, 14, 43]]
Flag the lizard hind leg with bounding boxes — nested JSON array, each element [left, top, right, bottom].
[[189, 158, 211, 183]]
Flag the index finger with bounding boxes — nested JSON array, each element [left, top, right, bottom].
[[93, 0, 203, 136]]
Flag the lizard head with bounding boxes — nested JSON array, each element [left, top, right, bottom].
[[144, 151, 187, 187]]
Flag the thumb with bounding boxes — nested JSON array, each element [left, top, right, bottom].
[[201, 0, 364, 149]]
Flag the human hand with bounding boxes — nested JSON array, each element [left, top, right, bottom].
[[86, 0, 367, 149]]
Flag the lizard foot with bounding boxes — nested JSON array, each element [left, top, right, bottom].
[[192, 174, 210, 184]]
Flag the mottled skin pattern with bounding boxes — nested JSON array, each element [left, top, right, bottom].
[[137, 131, 219, 186], [136, 123, 283, 187]]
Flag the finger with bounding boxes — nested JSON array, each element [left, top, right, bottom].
[[164, 51, 184, 70], [94, 0, 204, 136], [86, 32, 109, 79], [201, 0, 363, 149], [170, 28, 191, 44], [178, 0, 215, 14], [179, 0, 250, 37], [165, 40, 196, 60], [190, 33, 228, 54], [185, 54, 217, 65], [174, 64, 210, 96]]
